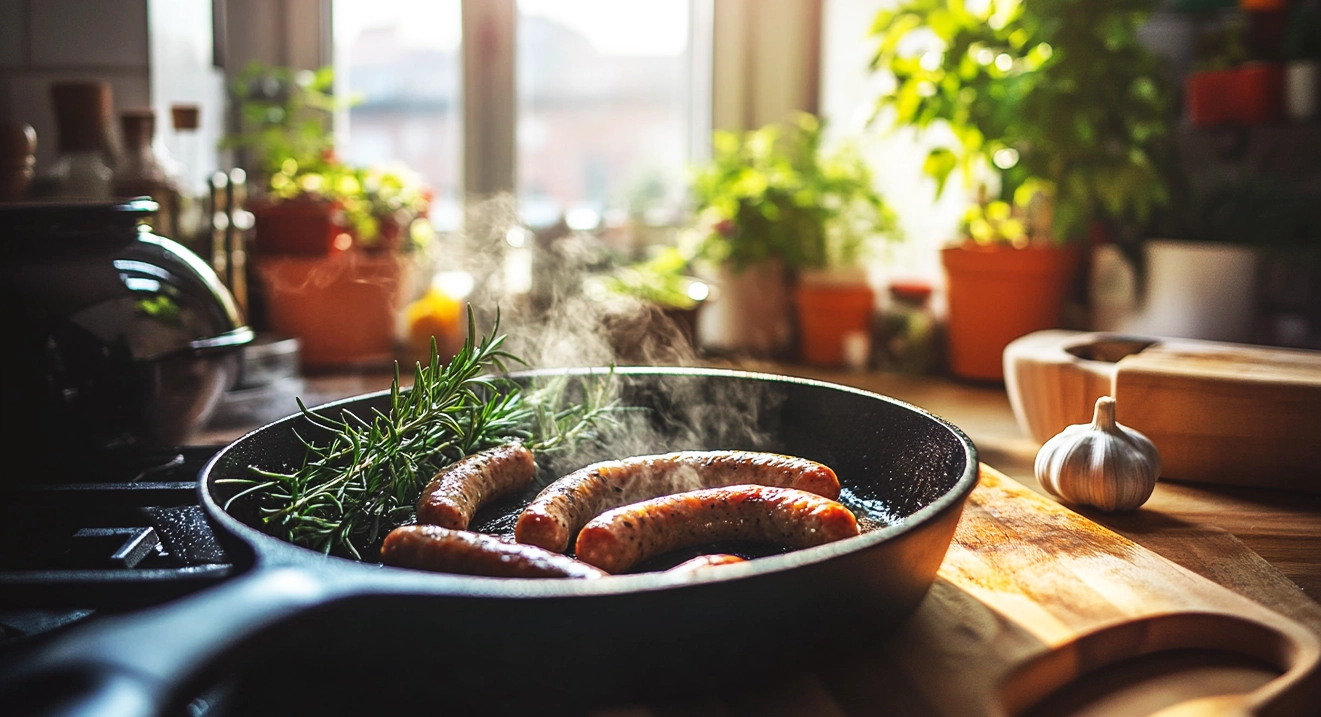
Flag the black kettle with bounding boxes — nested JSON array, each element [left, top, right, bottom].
[[1, 198, 252, 479]]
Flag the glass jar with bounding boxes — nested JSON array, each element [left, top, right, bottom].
[[878, 280, 939, 374], [46, 82, 115, 200]]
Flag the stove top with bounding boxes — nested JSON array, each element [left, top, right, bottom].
[[0, 445, 235, 647]]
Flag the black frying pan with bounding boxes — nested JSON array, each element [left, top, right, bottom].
[[1, 367, 977, 716]]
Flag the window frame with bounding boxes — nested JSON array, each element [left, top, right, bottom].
[[243, 0, 826, 213]]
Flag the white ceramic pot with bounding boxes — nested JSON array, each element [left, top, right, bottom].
[[1088, 244, 1139, 332], [697, 259, 792, 357], [1286, 60, 1319, 122], [1128, 239, 1258, 343]]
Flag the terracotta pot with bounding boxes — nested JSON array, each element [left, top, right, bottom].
[[1187, 71, 1233, 127], [257, 252, 406, 368], [942, 243, 1081, 382], [1231, 62, 1284, 125], [794, 279, 875, 367], [251, 199, 342, 255]]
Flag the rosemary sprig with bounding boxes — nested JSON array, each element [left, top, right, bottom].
[[522, 369, 625, 456], [219, 310, 619, 559]]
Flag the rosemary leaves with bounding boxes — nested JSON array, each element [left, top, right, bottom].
[[219, 312, 619, 559]]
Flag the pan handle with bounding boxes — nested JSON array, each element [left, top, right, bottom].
[[0, 568, 332, 717]]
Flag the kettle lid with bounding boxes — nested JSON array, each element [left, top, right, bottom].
[[0, 197, 159, 237]]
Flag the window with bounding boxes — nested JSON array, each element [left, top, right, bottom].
[[334, 0, 464, 231], [332, 0, 704, 238], [516, 1, 696, 233]]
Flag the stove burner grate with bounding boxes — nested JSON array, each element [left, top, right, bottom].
[[0, 446, 236, 616]]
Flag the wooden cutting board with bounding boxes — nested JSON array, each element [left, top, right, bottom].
[[599, 466, 1321, 717], [1003, 331, 1321, 491]]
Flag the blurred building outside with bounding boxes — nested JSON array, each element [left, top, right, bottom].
[[335, 0, 695, 244]]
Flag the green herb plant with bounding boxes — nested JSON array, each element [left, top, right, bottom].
[[219, 311, 621, 559], [597, 246, 703, 310], [224, 61, 431, 250], [689, 112, 900, 273], [871, 0, 1173, 243], [960, 178, 1056, 247]]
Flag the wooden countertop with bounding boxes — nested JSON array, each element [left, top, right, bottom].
[[731, 362, 1321, 639], [196, 362, 1321, 637]]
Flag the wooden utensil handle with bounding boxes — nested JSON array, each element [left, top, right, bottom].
[[999, 611, 1321, 717]]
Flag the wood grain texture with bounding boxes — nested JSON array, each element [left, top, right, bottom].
[[942, 467, 1319, 716], [680, 360, 1321, 605], [1003, 330, 1120, 443], [1002, 331, 1321, 492], [1114, 343, 1321, 491], [593, 466, 1321, 717]]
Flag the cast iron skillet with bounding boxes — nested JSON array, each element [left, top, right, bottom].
[[1, 367, 977, 716]]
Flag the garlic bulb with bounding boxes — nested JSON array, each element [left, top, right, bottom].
[[1035, 396, 1161, 512]]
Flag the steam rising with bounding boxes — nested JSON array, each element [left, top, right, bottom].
[[444, 194, 691, 368], [440, 194, 782, 479]]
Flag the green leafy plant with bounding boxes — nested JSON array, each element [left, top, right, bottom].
[[960, 179, 1055, 247], [224, 61, 431, 250], [596, 246, 703, 310], [224, 63, 342, 178], [688, 113, 900, 272], [871, 0, 1173, 243]]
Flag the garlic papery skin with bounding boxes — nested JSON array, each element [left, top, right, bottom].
[[1034, 396, 1162, 512]]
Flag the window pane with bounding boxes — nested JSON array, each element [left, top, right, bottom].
[[516, 0, 694, 232], [334, 0, 463, 231]]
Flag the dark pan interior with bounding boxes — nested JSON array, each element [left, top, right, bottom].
[[199, 368, 976, 714], [209, 368, 972, 564]]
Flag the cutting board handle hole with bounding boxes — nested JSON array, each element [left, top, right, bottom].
[[1063, 337, 1157, 363], [1000, 612, 1305, 716]]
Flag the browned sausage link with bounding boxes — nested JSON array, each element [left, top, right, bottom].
[[574, 485, 859, 574], [382, 525, 608, 579], [515, 451, 840, 553], [416, 444, 536, 530], [666, 554, 746, 575]]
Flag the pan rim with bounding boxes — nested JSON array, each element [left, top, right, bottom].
[[198, 366, 979, 598]]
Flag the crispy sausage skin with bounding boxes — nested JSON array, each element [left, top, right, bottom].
[[416, 444, 536, 530], [382, 525, 608, 579], [574, 485, 858, 574], [666, 554, 747, 575], [515, 451, 840, 553]]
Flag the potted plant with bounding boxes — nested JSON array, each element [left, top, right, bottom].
[[943, 183, 1081, 379], [225, 62, 432, 255], [687, 113, 900, 364], [224, 62, 433, 368], [871, 0, 1173, 380], [1137, 179, 1319, 343], [584, 245, 710, 364], [1186, 16, 1251, 127]]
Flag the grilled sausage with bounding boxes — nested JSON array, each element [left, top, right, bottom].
[[515, 451, 840, 553], [382, 525, 608, 579], [416, 444, 536, 530], [666, 554, 747, 575], [575, 485, 858, 573]]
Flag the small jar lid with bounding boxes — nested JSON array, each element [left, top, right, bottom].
[[889, 279, 933, 304]]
